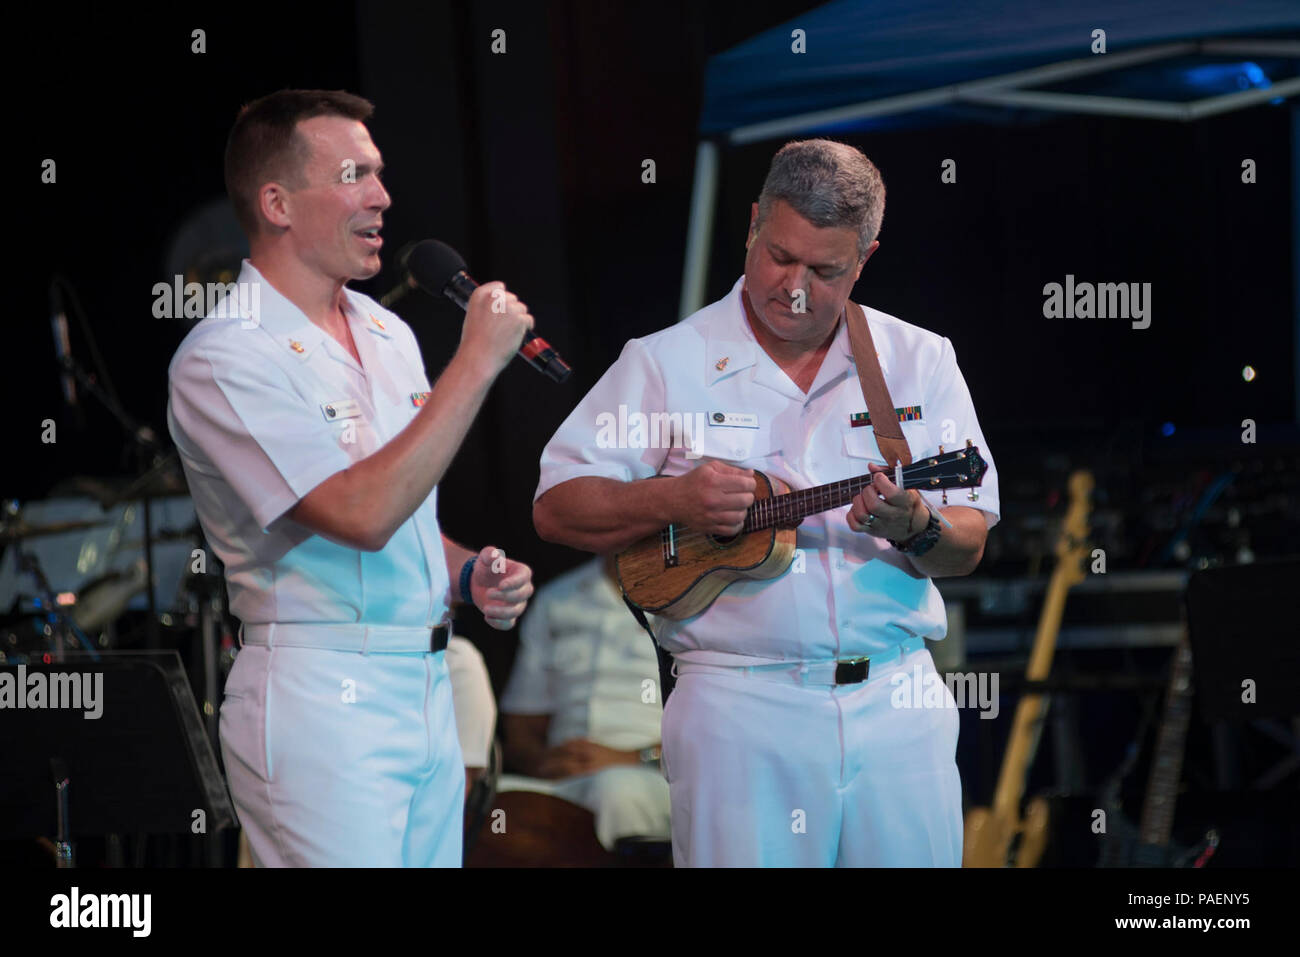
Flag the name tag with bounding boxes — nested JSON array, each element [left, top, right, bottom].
[[320, 399, 362, 421], [708, 412, 759, 429]]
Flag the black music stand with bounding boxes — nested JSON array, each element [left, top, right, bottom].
[[0, 650, 235, 861]]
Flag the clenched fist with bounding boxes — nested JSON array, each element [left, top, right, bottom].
[[457, 281, 535, 378], [469, 545, 534, 630]]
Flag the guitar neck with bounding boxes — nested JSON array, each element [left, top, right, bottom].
[[719, 445, 984, 535], [1138, 640, 1195, 847], [742, 465, 939, 533], [741, 474, 870, 533]]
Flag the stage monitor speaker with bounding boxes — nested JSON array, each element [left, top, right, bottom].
[[1185, 559, 1300, 722]]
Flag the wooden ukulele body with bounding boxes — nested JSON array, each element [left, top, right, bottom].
[[616, 469, 798, 620], [614, 445, 987, 622]]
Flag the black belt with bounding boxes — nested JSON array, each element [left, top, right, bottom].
[[431, 625, 450, 652], [835, 660, 870, 685]]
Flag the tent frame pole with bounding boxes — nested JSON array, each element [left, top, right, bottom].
[[727, 39, 1300, 145], [680, 139, 720, 320]]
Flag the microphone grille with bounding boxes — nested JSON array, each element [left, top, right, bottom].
[[403, 239, 467, 291]]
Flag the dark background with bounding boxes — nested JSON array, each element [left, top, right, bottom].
[[17, 1, 1299, 694], [6, 0, 1299, 872]]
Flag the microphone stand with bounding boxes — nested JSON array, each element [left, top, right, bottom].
[[54, 351, 167, 648]]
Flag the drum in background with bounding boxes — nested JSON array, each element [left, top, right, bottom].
[[0, 494, 204, 661], [71, 562, 149, 633], [464, 790, 616, 867], [0, 495, 202, 623]]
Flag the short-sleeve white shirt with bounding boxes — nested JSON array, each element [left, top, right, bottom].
[[536, 276, 1000, 663], [500, 558, 663, 751], [167, 260, 449, 627]]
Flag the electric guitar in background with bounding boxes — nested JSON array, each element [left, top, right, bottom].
[[616, 442, 987, 620], [1097, 634, 1220, 867], [963, 470, 1093, 867]]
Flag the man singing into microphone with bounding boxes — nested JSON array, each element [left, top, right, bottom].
[[167, 89, 535, 867]]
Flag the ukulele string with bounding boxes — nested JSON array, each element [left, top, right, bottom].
[[644, 450, 972, 553], [660, 473, 885, 551]]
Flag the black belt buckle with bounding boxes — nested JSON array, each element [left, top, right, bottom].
[[835, 658, 869, 685], [430, 625, 449, 653]]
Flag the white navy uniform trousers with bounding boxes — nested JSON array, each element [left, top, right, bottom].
[[167, 261, 462, 867], [536, 276, 1001, 866]]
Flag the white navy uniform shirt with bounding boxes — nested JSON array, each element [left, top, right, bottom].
[[500, 557, 662, 751], [167, 260, 450, 628], [536, 276, 1000, 664]]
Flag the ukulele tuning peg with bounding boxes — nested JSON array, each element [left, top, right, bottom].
[[942, 490, 948, 505], [967, 489, 979, 501]]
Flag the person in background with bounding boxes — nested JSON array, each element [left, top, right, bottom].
[[445, 634, 497, 794], [497, 555, 670, 852]]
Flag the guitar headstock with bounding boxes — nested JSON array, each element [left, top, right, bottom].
[[1056, 470, 1095, 584], [903, 441, 988, 492]]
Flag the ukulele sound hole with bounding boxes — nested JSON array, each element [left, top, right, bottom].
[[708, 534, 740, 548]]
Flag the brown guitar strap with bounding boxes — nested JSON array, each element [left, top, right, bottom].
[[844, 299, 911, 467]]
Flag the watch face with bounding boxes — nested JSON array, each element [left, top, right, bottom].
[[911, 516, 942, 555], [911, 531, 940, 555]]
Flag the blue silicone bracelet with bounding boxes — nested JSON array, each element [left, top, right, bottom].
[[459, 557, 477, 609]]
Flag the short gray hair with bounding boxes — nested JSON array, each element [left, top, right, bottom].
[[755, 139, 885, 260]]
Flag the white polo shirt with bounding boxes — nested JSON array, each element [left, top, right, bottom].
[[536, 276, 1000, 664], [167, 260, 450, 628], [500, 558, 663, 751]]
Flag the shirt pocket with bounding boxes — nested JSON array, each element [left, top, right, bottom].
[[549, 633, 596, 676], [694, 426, 781, 467], [842, 420, 932, 464], [547, 635, 596, 722]]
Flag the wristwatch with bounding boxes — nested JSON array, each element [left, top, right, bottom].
[[638, 746, 662, 766], [889, 508, 942, 556]]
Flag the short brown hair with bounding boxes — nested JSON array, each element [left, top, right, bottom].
[[223, 89, 375, 236]]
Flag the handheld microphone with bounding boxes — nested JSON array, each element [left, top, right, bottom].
[[401, 240, 572, 383]]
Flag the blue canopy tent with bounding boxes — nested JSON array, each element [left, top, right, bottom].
[[683, 0, 1300, 416]]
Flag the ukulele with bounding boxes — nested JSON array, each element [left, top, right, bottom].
[[616, 441, 987, 620]]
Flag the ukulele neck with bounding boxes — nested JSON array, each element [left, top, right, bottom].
[[743, 469, 912, 533]]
